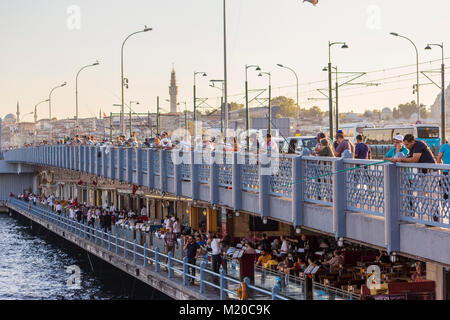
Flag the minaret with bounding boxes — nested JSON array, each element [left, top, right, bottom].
[[16, 101, 20, 123], [169, 65, 178, 113]]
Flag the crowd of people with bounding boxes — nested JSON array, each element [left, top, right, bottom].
[[14, 191, 161, 233]]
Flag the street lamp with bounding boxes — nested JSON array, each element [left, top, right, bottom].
[[209, 80, 225, 134], [120, 26, 152, 135], [258, 71, 272, 134], [390, 32, 420, 122], [193, 71, 207, 137], [245, 65, 261, 149], [323, 65, 340, 132], [76, 61, 100, 136], [328, 41, 348, 141], [425, 42, 445, 144], [277, 64, 299, 121], [49, 82, 67, 143], [129, 101, 140, 137]]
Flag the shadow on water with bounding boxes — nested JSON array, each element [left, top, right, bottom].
[[0, 212, 171, 300]]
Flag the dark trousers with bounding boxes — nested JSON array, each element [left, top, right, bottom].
[[187, 258, 197, 283], [212, 254, 222, 274]]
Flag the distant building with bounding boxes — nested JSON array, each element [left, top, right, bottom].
[[169, 66, 178, 113], [430, 83, 450, 120]]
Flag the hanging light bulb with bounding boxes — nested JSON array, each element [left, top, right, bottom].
[[235, 211, 240, 217], [337, 237, 344, 247], [263, 217, 268, 224], [295, 227, 301, 234]]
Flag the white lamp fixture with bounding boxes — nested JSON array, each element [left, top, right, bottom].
[[295, 227, 301, 234], [235, 211, 240, 217], [263, 217, 268, 224], [337, 237, 344, 247]]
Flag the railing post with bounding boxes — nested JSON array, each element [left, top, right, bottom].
[[292, 151, 308, 228], [116, 229, 119, 254], [109, 148, 116, 180], [124, 233, 127, 258], [232, 152, 242, 212], [210, 151, 219, 205], [94, 225, 98, 244], [108, 231, 111, 251], [174, 150, 182, 197], [168, 251, 174, 278], [126, 148, 133, 183], [155, 247, 160, 272], [259, 161, 270, 220], [147, 149, 154, 189], [183, 256, 188, 286], [191, 151, 200, 201], [136, 148, 143, 186], [101, 228, 105, 246], [271, 285, 279, 300], [333, 152, 350, 240], [144, 242, 148, 267], [384, 163, 400, 254], [160, 150, 167, 193], [220, 269, 226, 300], [118, 148, 125, 181], [200, 261, 206, 294]]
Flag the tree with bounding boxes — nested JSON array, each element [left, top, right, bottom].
[[302, 106, 323, 119], [270, 96, 297, 117], [229, 102, 244, 111]]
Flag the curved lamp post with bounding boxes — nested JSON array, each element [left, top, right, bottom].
[[258, 71, 272, 135], [245, 65, 261, 149], [76, 61, 100, 135], [193, 71, 207, 137], [49, 82, 67, 142], [390, 32, 420, 121], [328, 41, 348, 140], [425, 42, 445, 144], [121, 26, 152, 135], [277, 64, 299, 121]]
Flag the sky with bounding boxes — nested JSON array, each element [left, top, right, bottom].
[[1, 0, 450, 121]]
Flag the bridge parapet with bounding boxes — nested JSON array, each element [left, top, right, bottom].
[[4, 145, 450, 265]]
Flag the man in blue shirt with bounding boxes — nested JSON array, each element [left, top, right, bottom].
[[437, 141, 450, 200], [383, 135, 409, 160], [355, 135, 371, 159]]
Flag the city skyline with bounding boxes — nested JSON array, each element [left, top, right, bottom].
[[1, 0, 450, 121]]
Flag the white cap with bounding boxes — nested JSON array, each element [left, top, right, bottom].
[[394, 134, 404, 141]]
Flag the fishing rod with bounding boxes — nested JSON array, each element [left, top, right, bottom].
[[265, 114, 296, 153]]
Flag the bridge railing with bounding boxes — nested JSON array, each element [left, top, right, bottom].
[[5, 146, 450, 232], [9, 198, 289, 300]]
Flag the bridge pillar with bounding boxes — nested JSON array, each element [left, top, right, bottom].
[[117, 148, 125, 181], [160, 150, 167, 193], [191, 151, 201, 201], [232, 152, 242, 212], [384, 163, 400, 254], [259, 161, 270, 219], [210, 152, 219, 205], [426, 262, 446, 300], [147, 149, 154, 189], [109, 148, 115, 180], [332, 151, 351, 240], [173, 150, 182, 197], [135, 148, 143, 185], [102, 147, 108, 177], [292, 151, 308, 228], [126, 148, 133, 183]]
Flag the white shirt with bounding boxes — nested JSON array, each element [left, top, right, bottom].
[[211, 238, 221, 255], [164, 218, 171, 229], [140, 207, 147, 216], [173, 221, 181, 233], [56, 204, 62, 211], [159, 138, 172, 147], [281, 240, 288, 253]]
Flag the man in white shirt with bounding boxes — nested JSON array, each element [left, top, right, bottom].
[[261, 133, 279, 155], [159, 132, 172, 148], [55, 203, 62, 214], [210, 234, 222, 274], [164, 215, 172, 230], [173, 217, 181, 236], [140, 206, 148, 217]]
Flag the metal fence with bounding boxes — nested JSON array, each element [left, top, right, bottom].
[[4, 146, 450, 230], [9, 198, 289, 301]]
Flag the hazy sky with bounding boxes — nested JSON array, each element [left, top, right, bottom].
[[1, 0, 450, 121]]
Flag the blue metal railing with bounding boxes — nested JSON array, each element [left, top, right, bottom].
[[5, 146, 450, 230], [9, 198, 288, 300]]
